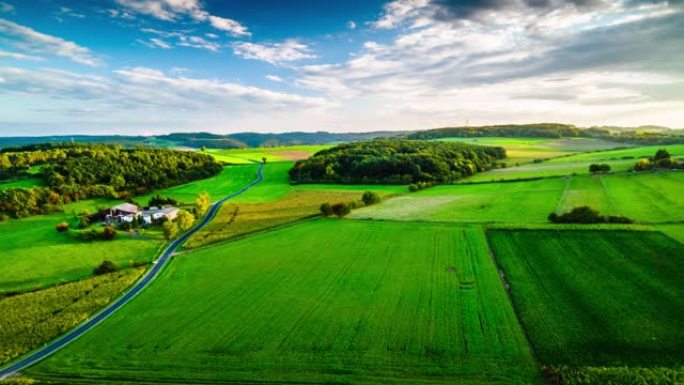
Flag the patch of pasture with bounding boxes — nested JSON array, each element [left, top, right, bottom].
[[0, 177, 44, 190], [28, 220, 540, 384], [207, 144, 331, 164], [0, 212, 163, 294], [467, 144, 684, 182], [488, 229, 684, 367]]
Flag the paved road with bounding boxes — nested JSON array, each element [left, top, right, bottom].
[[0, 162, 264, 380]]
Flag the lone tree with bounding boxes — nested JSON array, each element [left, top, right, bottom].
[[176, 209, 195, 232], [94, 260, 117, 275], [195, 192, 211, 217], [362, 191, 382, 206], [102, 225, 117, 240], [331, 202, 351, 218], [162, 220, 179, 240]]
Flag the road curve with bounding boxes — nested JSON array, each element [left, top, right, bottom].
[[0, 162, 264, 380]]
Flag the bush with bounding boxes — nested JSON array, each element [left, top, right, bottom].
[[331, 202, 351, 218], [56, 222, 69, 232], [545, 365, 684, 385], [549, 206, 632, 224], [362, 191, 382, 206], [93, 260, 117, 275], [589, 163, 611, 173], [408, 184, 419, 192], [102, 225, 117, 240], [320, 203, 333, 217], [0, 214, 9, 222], [78, 216, 90, 229]]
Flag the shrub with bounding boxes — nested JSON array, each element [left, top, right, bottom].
[[408, 184, 419, 192], [102, 225, 117, 240], [78, 216, 90, 229], [56, 222, 69, 232], [331, 202, 351, 218], [320, 203, 333, 217], [93, 260, 117, 275], [589, 163, 611, 173], [0, 214, 9, 222], [549, 206, 632, 224], [362, 191, 382, 206], [163, 220, 179, 240]]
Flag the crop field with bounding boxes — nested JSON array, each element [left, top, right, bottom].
[[136, 163, 260, 205], [26, 220, 540, 384], [438, 137, 623, 164], [0, 212, 163, 294], [207, 145, 331, 164], [351, 171, 684, 224], [467, 144, 684, 182], [487, 230, 684, 367], [185, 190, 369, 249], [0, 267, 144, 366]]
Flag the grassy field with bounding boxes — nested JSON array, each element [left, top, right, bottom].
[[27, 220, 540, 384], [351, 171, 684, 224], [0, 213, 163, 294], [0, 267, 145, 366], [488, 230, 684, 367], [207, 145, 331, 164], [0, 177, 44, 190], [135, 163, 260, 205], [466, 144, 684, 182], [185, 190, 369, 249], [438, 137, 623, 164]]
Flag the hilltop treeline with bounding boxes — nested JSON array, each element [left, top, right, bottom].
[[406, 123, 684, 145], [0, 145, 221, 218], [289, 140, 505, 185]]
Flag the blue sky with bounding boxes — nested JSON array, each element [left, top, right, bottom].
[[0, 0, 683, 136]]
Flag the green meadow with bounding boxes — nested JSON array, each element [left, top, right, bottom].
[[27, 220, 540, 385], [207, 144, 331, 164], [0, 177, 43, 191], [350, 171, 684, 224], [488, 230, 684, 367]]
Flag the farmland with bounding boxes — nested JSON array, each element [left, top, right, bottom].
[[0, 177, 43, 190], [26, 220, 540, 384], [0, 212, 163, 294], [350, 171, 684, 224], [206, 145, 331, 164], [466, 144, 684, 182], [0, 267, 144, 366], [487, 230, 684, 367]]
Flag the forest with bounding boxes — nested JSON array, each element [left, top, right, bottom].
[[289, 140, 505, 185], [0, 145, 221, 218]]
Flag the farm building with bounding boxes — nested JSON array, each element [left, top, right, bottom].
[[106, 203, 141, 224], [142, 206, 180, 224]]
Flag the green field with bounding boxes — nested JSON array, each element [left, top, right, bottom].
[[207, 145, 331, 164], [0, 267, 144, 365], [351, 172, 684, 224], [135, 164, 260, 205], [0, 177, 43, 190], [466, 144, 684, 182], [27, 220, 540, 384], [0, 213, 163, 294], [438, 137, 623, 164], [488, 230, 684, 367]]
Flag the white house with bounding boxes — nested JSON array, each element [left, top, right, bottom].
[[142, 206, 180, 225], [106, 203, 141, 224]]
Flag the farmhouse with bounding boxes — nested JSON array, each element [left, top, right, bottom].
[[142, 206, 180, 224], [106, 203, 141, 224]]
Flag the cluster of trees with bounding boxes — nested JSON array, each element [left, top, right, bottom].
[[0, 145, 221, 219], [543, 365, 683, 385], [290, 140, 505, 185], [148, 195, 178, 207], [320, 191, 382, 218], [163, 210, 196, 240], [407, 123, 596, 140], [408, 181, 435, 192], [634, 149, 683, 171], [548, 206, 633, 224], [78, 226, 117, 241], [93, 260, 117, 275], [589, 164, 611, 173]]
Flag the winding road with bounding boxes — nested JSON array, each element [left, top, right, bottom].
[[0, 162, 264, 380]]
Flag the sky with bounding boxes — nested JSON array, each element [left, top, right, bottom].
[[0, 0, 683, 136]]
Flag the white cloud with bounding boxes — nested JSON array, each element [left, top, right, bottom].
[[115, 0, 250, 36], [0, 19, 100, 66], [140, 28, 221, 51], [232, 40, 315, 64], [0, 50, 43, 61], [265, 74, 284, 82], [177, 35, 220, 51], [347, 20, 357, 29], [137, 37, 172, 49]]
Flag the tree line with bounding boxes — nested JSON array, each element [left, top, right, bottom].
[[290, 140, 506, 185], [0, 145, 222, 218]]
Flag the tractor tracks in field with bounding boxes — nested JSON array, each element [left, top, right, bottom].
[[0, 162, 265, 380]]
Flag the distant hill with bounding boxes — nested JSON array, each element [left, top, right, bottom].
[[591, 125, 678, 133], [0, 131, 408, 150]]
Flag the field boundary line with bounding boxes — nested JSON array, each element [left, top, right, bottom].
[[482, 228, 543, 368], [554, 176, 571, 214]]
